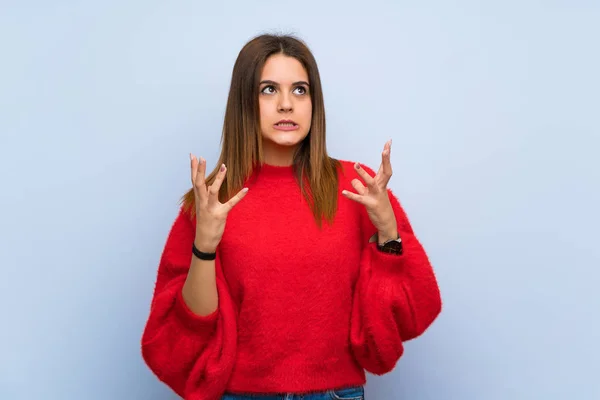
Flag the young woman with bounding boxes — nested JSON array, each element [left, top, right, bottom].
[[141, 34, 442, 400]]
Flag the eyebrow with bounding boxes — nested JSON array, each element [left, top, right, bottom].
[[259, 80, 310, 87]]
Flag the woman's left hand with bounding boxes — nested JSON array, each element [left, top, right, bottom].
[[342, 140, 398, 243]]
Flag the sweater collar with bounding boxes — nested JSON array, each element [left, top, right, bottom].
[[253, 163, 296, 180]]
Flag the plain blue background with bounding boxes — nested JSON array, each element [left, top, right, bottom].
[[1, 1, 598, 399]]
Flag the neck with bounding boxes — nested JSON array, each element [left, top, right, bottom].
[[262, 141, 299, 166]]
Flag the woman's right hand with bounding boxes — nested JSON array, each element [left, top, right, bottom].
[[190, 154, 248, 253]]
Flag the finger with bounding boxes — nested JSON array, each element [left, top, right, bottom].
[[208, 163, 227, 203], [194, 156, 207, 200], [190, 154, 197, 185], [354, 163, 375, 187], [342, 189, 367, 205], [224, 187, 249, 212], [351, 178, 367, 195], [377, 140, 392, 177], [380, 147, 393, 183]]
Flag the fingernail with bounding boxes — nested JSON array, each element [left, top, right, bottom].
[[242, 187, 249, 192], [220, 164, 226, 172], [189, 153, 193, 160], [355, 163, 361, 170]]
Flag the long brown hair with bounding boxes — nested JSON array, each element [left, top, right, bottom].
[[180, 33, 341, 228]]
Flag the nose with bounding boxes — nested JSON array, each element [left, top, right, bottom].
[[278, 92, 293, 113]]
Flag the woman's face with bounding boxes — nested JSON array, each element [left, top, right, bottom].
[[258, 53, 312, 164]]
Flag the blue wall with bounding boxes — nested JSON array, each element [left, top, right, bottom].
[[1, 1, 598, 399]]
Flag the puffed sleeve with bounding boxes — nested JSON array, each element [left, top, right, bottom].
[[350, 164, 442, 375], [141, 207, 238, 399]]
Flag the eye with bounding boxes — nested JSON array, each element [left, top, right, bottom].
[[293, 86, 307, 95], [261, 85, 276, 94]]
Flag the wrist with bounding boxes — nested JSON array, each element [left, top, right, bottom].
[[377, 220, 398, 244], [377, 230, 398, 245], [193, 238, 217, 254]]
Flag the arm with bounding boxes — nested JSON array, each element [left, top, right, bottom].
[[141, 207, 237, 399], [182, 248, 218, 317], [349, 166, 442, 375]]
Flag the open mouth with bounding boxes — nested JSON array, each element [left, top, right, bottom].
[[273, 119, 299, 131], [274, 120, 298, 127]]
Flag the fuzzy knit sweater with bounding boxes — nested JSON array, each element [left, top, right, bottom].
[[141, 160, 442, 400]]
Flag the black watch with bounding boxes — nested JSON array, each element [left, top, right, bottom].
[[377, 234, 403, 255], [192, 243, 217, 260]]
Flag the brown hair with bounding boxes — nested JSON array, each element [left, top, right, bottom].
[[180, 33, 340, 228]]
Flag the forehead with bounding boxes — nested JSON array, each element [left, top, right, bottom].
[[260, 53, 308, 82]]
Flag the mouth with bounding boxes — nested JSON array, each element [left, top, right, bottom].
[[274, 119, 298, 127], [273, 119, 299, 131]]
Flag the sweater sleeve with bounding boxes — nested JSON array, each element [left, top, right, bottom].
[[349, 165, 442, 375], [141, 207, 238, 400]]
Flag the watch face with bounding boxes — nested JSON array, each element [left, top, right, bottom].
[[380, 240, 403, 254]]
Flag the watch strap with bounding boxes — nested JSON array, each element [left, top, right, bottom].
[[192, 242, 217, 260]]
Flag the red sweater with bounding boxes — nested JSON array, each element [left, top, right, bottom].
[[141, 160, 441, 400]]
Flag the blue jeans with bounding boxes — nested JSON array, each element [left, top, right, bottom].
[[222, 385, 365, 400]]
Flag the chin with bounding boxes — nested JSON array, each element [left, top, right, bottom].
[[264, 131, 308, 147]]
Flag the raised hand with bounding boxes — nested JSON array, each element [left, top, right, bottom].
[[342, 140, 398, 242], [190, 154, 248, 253]]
